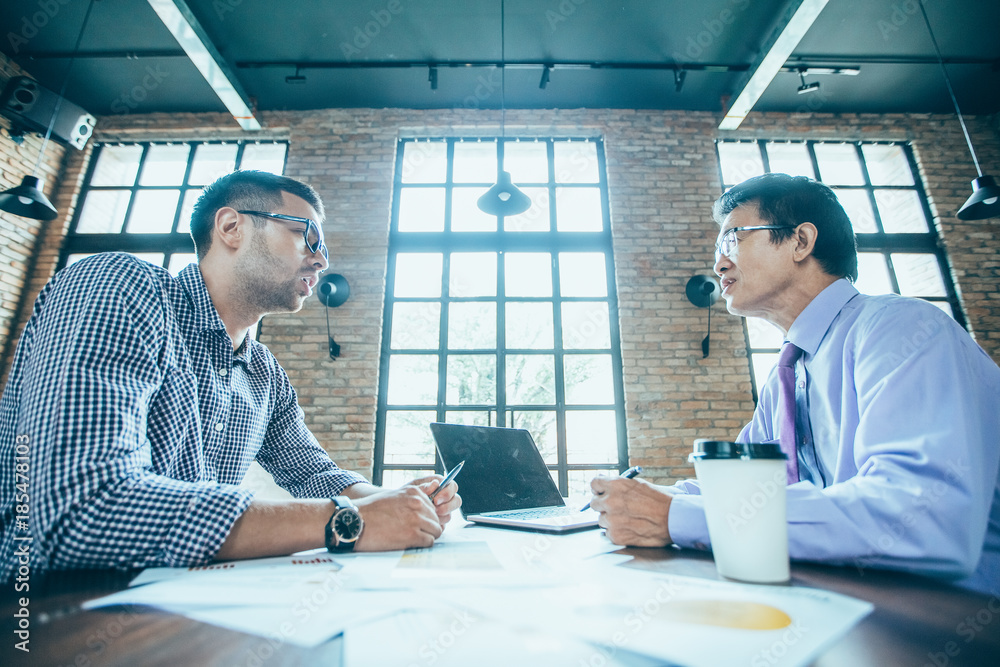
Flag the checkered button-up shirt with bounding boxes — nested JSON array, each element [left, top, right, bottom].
[[0, 253, 366, 579]]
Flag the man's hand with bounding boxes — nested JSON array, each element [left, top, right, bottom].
[[352, 486, 444, 551], [589, 476, 673, 547], [407, 475, 463, 527]]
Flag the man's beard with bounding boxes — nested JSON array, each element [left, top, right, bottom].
[[232, 233, 305, 315]]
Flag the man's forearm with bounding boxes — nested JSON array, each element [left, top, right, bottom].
[[215, 499, 334, 561], [339, 482, 381, 499]]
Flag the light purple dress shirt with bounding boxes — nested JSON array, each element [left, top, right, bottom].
[[668, 279, 1000, 595]]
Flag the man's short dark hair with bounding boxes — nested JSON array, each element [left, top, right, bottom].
[[189, 170, 325, 260], [712, 173, 858, 282]]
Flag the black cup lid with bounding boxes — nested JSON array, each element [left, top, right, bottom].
[[689, 440, 787, 461], [689, 440, 741, 461], [742, 443, 788, 460]]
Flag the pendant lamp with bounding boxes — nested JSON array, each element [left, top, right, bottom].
[[919, 2, 999, 220], [477, 0, 530, 218]]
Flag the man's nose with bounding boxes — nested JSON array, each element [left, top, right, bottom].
[[313, 247, 329, 272], [713, 253, 731, 277]]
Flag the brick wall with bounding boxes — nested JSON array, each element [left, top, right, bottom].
[[0, 57, 71, 386], [6, 102, 999, 486]]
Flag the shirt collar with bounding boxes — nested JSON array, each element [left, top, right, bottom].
[[177, 263, 254, 364], [785, 278, 859, 357]]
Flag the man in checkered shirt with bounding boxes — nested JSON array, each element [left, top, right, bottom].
[[0, 170, 460, 579]]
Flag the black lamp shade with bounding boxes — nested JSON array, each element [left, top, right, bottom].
[[317, 273, 350, 308], [0, 175, 58, 221], [685, 275, 720, 308], [957, 175, 1000, 221], [477, 170, 531, 216]]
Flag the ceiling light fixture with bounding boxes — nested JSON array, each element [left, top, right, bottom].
[[674, 68, 687, 93], [285, 66, 307, 84], [539, 65, 550, 89], [719, 0, 829, 130], [477, 0, 530, 218], [147, 0, 261, 130], [796, 70, 820, 94], [0, 0, 96, 221], [428, 65, 438, 90], [919, 1, 999, 220]]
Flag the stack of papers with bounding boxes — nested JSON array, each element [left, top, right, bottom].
[[84, 533, 872, 666]]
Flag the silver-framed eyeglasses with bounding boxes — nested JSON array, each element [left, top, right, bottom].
[[238, 210, 328, 261], [715, 225, 796, 261]]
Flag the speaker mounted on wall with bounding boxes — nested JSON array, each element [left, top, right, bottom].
[[0, 76, 95, 150]]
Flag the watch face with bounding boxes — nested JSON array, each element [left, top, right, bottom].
[[334, 509, 362, 542]]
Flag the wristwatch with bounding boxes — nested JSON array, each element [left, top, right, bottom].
[[325, 496, 364, 552]]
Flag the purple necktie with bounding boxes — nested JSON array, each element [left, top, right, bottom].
[[777, 342, 802, 484]]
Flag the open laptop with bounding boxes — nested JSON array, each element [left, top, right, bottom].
[[429, 422, 600, 534]]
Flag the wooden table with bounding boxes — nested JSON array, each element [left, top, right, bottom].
[[3, 523, 998, 666]]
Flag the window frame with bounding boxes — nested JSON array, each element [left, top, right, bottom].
[[374, 137, 628, 495], [59, 140, 289, 272], [715, 139, 966, 402]]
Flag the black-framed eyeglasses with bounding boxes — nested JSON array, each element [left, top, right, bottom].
[[715, 225, 797, 261], [238, 210, 328, 261]]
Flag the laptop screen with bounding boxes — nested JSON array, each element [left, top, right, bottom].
[[429, 423, 565, 515]]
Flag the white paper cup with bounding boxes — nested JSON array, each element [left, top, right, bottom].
[[689, 440, 789, 583]]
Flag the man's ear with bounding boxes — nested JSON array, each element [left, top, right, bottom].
[[791, 222, 819, 263], [215, 207, 243, 251]]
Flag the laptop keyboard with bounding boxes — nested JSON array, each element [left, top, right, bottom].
[[486, 506, 575, 520]]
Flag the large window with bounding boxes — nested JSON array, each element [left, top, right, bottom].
[[716, 139, 964, 399], [375, 137, 627, 496], [61, 140, 288, 274]]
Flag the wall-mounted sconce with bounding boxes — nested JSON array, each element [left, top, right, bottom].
[[317, 273, 350, 359], [686, 275, 720, 358]]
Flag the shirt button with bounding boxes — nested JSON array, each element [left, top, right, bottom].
[[214, 422, 225, 432], [798, 380, 805, 388], [218, 368, 228, 377]]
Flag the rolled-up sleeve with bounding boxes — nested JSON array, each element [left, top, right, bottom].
[[10, 255, 252, 573]]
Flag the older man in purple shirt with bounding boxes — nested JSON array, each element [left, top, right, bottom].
[[590, 173, 1000, 595]]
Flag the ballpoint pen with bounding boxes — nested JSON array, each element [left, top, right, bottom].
[[429, 460, 464, 500], [580, 465, 642, 511]]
